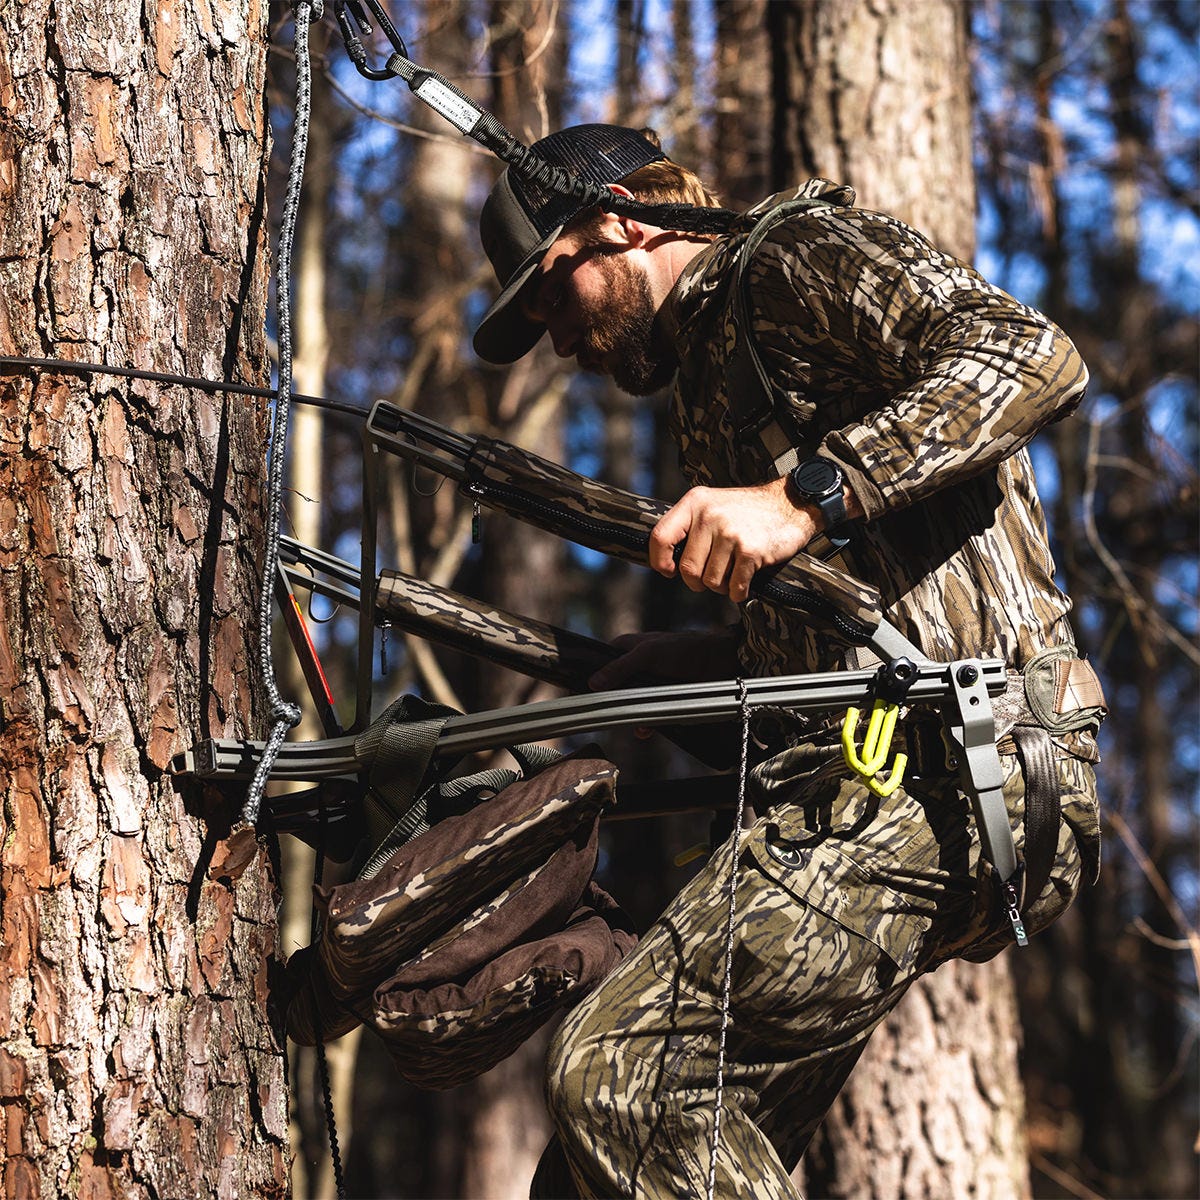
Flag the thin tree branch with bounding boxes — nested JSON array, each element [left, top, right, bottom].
[[1029, 1150, 1104, 1200], [1107, 809, 1200, 1007], [466, 0, 561, 79], [1081, 404, 1200, 668]]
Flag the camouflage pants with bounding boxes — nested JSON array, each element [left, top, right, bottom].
[[534, 730, 1100, 1199]]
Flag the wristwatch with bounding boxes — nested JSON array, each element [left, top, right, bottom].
[[787, 456, 849, 539]]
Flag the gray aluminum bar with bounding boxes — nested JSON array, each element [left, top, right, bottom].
[[172, 658, 1006, 781], [279, 536, 363, 610]]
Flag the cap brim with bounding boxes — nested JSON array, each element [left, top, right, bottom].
[[472, 223, 564, 364]]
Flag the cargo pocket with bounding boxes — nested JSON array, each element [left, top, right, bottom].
[[743, 820, 926, 979]]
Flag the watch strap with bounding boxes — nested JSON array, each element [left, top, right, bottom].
[[815, 489, 848, 533], [788, 457, 851, 551]]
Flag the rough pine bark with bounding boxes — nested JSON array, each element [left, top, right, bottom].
[[0, 3, 287, 1197], [768, 3, 1029, 1197], [804, 961, 1027, 1199], [769, 0, 975, 260]]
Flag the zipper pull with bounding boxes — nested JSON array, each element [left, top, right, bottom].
[[1003, 878, 1029, 947], [466, 481, 484, 545], [380, 621, 391, 675]]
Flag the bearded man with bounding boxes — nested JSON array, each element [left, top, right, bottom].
[[472, 124, 1105, 1199]]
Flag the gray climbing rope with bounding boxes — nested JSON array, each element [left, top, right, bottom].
[[707, 678, 752, 1200], [253, 10, 348, 1198], [242, 0, 325, 826]]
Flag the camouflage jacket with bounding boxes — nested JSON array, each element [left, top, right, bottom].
[[664, 181, 1089, 678]]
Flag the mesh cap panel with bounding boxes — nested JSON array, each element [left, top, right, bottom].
[[508, 126, 667, 241]]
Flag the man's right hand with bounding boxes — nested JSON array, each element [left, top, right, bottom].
[[588, 629, 742, 692]]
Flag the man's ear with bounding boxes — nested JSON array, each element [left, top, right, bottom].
[[598, 184, 647, 248]]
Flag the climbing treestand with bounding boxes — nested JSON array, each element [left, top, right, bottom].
[[169, 0, 1030, 937], [173, 394, 1027, 939]]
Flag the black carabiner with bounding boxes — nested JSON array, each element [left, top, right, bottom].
[[332, 0, 408, 80]]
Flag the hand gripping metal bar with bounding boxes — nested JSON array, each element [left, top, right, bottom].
[[365, 400, 890, 651]]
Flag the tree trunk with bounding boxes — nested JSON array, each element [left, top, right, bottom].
[[768, 3, 1029, 1196], [714, 0, 772, 208], [769, 0, 975, 261], [804, 961, 1027, 1199], [0, 3, 287, 1197]]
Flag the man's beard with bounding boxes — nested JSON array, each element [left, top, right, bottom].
[[579, 253, 677, 396]]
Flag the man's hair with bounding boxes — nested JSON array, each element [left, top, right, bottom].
[[614, 158, 723, 210]]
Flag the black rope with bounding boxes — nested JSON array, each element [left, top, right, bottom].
[[0, 356, 368, 419], [309, 806, 347, 1200], [314, 1028, 346, 1197]]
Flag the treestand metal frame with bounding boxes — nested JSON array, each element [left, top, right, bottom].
[[172, 399, 1028, 943]]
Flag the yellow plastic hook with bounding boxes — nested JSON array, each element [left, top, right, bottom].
[[841, 699, 909, 797]]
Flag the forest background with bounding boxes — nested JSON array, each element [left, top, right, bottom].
[[270, 2, 1197, 1197], [0, 0, 1195, 1198]]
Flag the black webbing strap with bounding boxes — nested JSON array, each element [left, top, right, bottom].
[[353, 694, 457, 878], [1009, 723, 1061, 908], [725, 199, 834, 460], [351, 695, 567, 880]]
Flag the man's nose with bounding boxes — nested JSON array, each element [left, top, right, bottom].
[[547, 317, 578, 359]]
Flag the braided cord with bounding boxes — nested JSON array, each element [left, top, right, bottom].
[[242, 3, 323, 824], [706, 679, 752, 1200], [314, 1031, 346, 1199], [268, 12, 347, 1196], [310, 806, 347, 1200]]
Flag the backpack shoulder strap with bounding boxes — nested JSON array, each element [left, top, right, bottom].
[[724, 198, 832, 475]]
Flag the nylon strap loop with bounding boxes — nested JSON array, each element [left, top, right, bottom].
[[1009, 723, 1061, 908]]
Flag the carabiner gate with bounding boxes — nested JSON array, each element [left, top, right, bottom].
[[332, 0, 408, 80]]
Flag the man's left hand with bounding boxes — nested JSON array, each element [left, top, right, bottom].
[[649, 476, 818, 603]]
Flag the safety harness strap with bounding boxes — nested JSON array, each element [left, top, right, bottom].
[[725, 198, 842, 475], [354, 694, 456, 877], [1009, 723, 1062, 908], [352, 694, 569, 881]]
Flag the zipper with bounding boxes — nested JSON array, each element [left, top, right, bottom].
[[465, 476, 651, 555]]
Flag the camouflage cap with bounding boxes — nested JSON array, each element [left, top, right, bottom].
[[473, 124, 665, 364]]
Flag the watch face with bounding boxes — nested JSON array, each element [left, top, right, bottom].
[[792, 458, 840, 497]]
